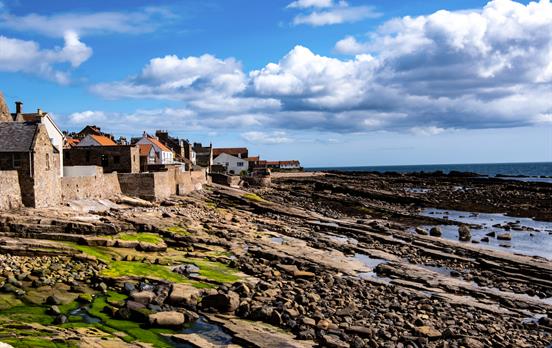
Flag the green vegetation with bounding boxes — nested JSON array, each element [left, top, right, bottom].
[[1, 337, 74, 348], [0, 293, 23, 310], [187, 258, 240, 283], [102, 261, 191, 284], [242, 193, 265, 202], [165, 225, 190, 235], [65, 243, 117, 263], [0, 305, 53, 325], [116, 232, 163, 244]]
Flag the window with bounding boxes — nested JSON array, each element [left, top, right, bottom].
[[237, 162, 244, 167], [45, 153, 50, 170], [114, 156, 121, 164], [85, 151, 91, 163], [12, 153, 22, 168]]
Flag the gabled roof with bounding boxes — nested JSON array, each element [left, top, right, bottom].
[[90, 134, 117, 146], [18, 113, 65, 138], [145, 136, 172, 153], [213, 147, 248, 157], [0, 122, 39, 152], [66, 137, 80, 147], [245, 156, 260, 161], [139, 144, 154, 156]]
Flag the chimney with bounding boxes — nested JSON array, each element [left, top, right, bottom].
[[37, 108, 43, 116], [15, 101, 23, 114]]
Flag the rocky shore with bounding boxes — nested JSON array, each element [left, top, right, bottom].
[[0, 172, 551, 347]]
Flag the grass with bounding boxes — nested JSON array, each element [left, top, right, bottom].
[[0, 338, 74, 348], [242, 193, 265, 202], [116, 232, 164, 244], [165, 226, 190, 235], [65, 243, 117, 263], [0, 305, 53, 325], [0, 293, 23, 310], [187, 258, 240, 283]]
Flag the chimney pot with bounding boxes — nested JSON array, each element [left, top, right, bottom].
[[15, 101, 23, 114], [37, 108, 42, 116]]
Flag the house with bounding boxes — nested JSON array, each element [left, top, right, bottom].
[[213, 153, 249, 175], [138, 144, 156, 172], [65, 137, 80, 148], [64, 144, 140, 174], [265, 160, 302, 170], [9, 101, 65, 177], [77, 134, 117, 147], [136, 132, 174, 165], [74, 125, 115, 141], [213, 147, 248, 159], [193, 142, 213, 169], [0, 122, 61, 208], [155, 130, 196, 165]]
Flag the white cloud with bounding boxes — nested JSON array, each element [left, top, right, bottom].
[[68, 110, 106, 123], [0, 6, 173, 38], [0, 31, 92, 84], [241, 131, 293, 144], [89, 0, 552, 135], [287, 0, 334, 9], [289, 0, 381, 26], [410, 126, 446, 136], [335, 36, 368, 54]]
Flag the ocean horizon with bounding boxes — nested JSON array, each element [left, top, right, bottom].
[[306, 161, 552, 178]]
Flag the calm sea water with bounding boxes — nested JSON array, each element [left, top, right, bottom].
[[307, 162, 552, 178]]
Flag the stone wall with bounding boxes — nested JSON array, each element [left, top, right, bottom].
[[118, 167, 208, 201], [210, 173, 241, 187], [0, 170, 23, 210], [64, 145, 140, 173], [61, 166, 122, 201]]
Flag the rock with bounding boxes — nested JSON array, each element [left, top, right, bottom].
[[458, 225, 471, 241], [486, 231, 496, 237], [46, 295, 61, 305], [538, 316, 552, 327], [429, 226, 442, 237], [415, 227, 429, 236], [48, 305, 61, 315], [131, 291, 155, 305], [497, 233, 512, 241], [168, 283, 201, 305], [463, 337, 485, 348], [480, 236, 490, 242], [77, 293, 93, 304], [302, 317, 316, 326], [322, 334, 350, 348], [123, 282, 136, 293], [148, 311, 185, 327], [201, 291, 240, 312], [415, 326, 442, 339], [54, 314, 67, 324], [173, 264, 200, 275]]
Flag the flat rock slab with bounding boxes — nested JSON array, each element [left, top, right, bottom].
[[206, 314, 315, 348], [168, 333, 241, 348]]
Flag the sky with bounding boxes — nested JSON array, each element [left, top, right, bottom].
[[1, 0, 551, 167]]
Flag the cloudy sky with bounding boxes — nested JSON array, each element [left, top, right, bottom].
[[1, 0, 551, 167]]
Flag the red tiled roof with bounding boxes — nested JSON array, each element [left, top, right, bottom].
[[90, 134, 116, 146], [147, 136, 172, 153], [245, 156, 260, 161], [139, 144, 153, 156], [66, 138, 80, 146], [213, 147, 248, 156]]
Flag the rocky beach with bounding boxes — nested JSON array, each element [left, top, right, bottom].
[[0, 171, 551, 347]]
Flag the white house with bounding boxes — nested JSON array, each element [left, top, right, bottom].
[[136, 133, 174, 165], [213, 153, 248, 175]]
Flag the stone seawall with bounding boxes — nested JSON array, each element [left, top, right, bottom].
[[0, 170, 23, 210], [119, 168, 208, 201], [61, 172, 122, 201]]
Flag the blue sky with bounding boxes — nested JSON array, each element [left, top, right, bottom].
[[1, 0, 551, 167]]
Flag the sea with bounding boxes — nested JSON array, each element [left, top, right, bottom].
[[306, 162, 552, 180]]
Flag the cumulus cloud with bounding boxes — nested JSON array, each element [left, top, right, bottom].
[[0, 31, 92, 84], [0, 6, 173, 38], [289, 0, 381, 26], [90, 0, 552, 135], [241, 131, 293, 144], [287, 0, 334, 9]]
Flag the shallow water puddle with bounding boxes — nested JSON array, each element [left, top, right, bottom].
[[406, 187, 431, 194], [326, 233, 358, 245], [352, 253, 392, 282], [172, 317, 234, 347], [418, 208, 552, 259], [270, 237, 284, 245]]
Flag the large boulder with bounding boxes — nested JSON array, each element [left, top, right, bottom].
[[201, 291, 240, 312], [168, 283, 201, 306], [148, 311, 185, 327], [458, 225, 471, 241], [131, 291, 155, 305], [429, 226, 442, 237]]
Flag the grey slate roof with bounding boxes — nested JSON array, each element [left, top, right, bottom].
[[0, 122, 38, 152]]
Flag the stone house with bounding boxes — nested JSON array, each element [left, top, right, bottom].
[[138, 144, 156, 172], [9, 102, 66, 177], [213, 153, 249, 175], [136, 133, 174, 165], [0, 122, 61, 208], [64, 145, 140, 173], [193, 143, 213, 169], [155, 130, 196, 165]]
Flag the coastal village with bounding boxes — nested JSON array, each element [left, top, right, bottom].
[[0, 90, 551, 348], [0, 93, 302, 210]]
